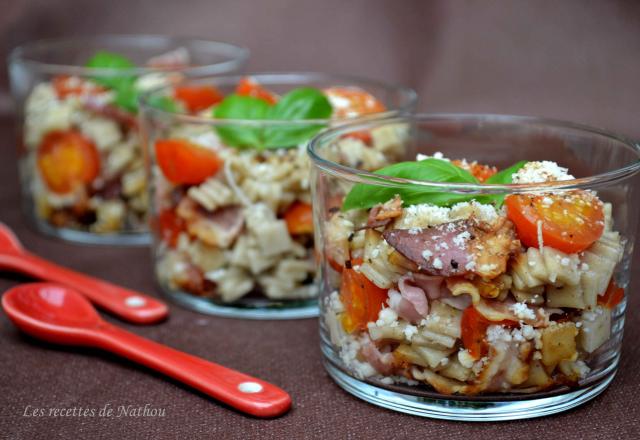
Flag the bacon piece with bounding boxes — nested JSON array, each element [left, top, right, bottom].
[[398, 275, 429, 316], [177, 198, 244, 248], [411, 273, 445, 300], [360, 337, 394, 375], [470, 218, 520, 279], [83, 98, 138, 130], [383, 220, 473, 276], [387, 290, 423, 324]]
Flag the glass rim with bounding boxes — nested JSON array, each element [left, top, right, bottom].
[[8, 34, 250, 77], [138, 71, 418, 125], [307, 113, 640, 193]]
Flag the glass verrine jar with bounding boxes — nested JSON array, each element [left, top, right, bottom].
[[9, 35, 249, 245], [139, 73, 417, 318], [309, 114, 640, 420]]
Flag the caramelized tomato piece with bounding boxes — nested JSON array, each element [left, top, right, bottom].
[[52, 75, 106, 99], [505, 191, 604, 254], [340, 259, 388, 333], [598, 280, 625, 309], [236, 76, 278, 104], [154, 139, 223, 185], [323, 87, 386, 118], [342, 130, 373, 145], [461, 306, 518, 359], [157, 208, 185, 248], [283, 201, 313, 235], [174, 85, 224, 113], [452, 160, 497, 182], [37, 130, 100, 193]]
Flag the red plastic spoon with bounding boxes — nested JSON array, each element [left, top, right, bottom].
[[0, 223, 167, 324], [1, 283, 292, 418]]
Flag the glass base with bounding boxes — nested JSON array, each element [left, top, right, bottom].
[[159, 285, 319, 320], [323, 359, 617, 421], [29, 215, 151, 246]]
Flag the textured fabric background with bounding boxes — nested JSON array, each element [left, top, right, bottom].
[[1, 1, 639, 438]]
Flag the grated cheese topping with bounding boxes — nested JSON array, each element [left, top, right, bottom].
[[512, 161, 575, 184]]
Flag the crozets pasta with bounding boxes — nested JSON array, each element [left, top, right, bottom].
[[322, 156, 628, 396]]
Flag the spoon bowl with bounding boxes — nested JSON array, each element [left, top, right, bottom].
[[2, 283, 291, 417], [3, 282, 102, 345], [0, 223, 168, 324]]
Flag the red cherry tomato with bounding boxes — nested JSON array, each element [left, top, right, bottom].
[[157, 208, 185, 248], [340, 258, 388, 333], [37, 130, 100, 193], [452, 160, 497, 183], [461, 307, 518, 359], [505, 191, 604, 253], [174, 85, 224, 113], [52, 75, 106, 99], [283, 201, 314, 235], [323, 87, 386, 118], [236, 76, 278, 104], [598, 280, 624, 309]]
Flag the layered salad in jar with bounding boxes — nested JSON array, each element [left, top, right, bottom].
[[20, 48, 192, 235], [147, 77, 409, 306], [323, 155, 626, 395]]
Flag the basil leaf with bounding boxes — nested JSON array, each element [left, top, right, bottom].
[[212, 87, 332, 149], [86, 50, 136, 91], [263, 87, 332, 148], [476, 160, 528, 207], [213, 95, 270, 148], [114, 85, 139, 112], [342, 159, 479, 211], [147, 94, 179, 113], [485, 160, 528, 184]]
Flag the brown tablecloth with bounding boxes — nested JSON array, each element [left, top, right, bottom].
[[0, 117, 639, 439]]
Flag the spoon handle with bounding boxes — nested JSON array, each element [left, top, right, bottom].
[[94, 324, 291, 418], [0, 252, 168, 324]]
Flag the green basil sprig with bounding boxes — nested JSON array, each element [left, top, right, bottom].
[[213, 87, 332, 149], [476, 160, 527, 207], [341, 158, 528, 211], [85, 50, 179, 113], [86, 51, 136, 92]]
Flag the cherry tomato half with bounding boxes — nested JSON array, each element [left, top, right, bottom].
[[174, 85, 224, 113], [283, 201, 314, 235], [37, 130, 100, 194], [505, 191, 604, 254], [154, 139, 223, 185]]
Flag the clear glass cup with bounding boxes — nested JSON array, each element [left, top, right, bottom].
[[309, 114, 640, 420], [139, 73, 417, 318], [8, 35, 249, 245]]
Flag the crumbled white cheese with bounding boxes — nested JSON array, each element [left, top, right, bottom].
[[376, 307, 399, 327], [403, 325, 418, 341], [432, 257, 443, 269], [417, 151, 449, 162], [511, 302, 536, 321], [512, 161, 575, 184], [421, 249, 433, 259], [453, 231, 471, 248], [487, 325, 512, 343], [458, 349, 475, 368], [395, 200, 499, 229], [329, 291, 345, 314]]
